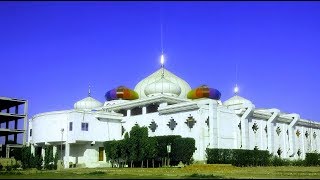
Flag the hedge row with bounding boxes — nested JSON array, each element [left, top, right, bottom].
[[206, 148, 320, 167], [206, 148, 271, 167]]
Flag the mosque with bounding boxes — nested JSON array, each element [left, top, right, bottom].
[[28, 56, 320, 168]]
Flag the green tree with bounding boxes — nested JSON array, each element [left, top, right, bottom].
[[109, 140, 118, 167], [104, 141, 112, 162], [34, 154, 43, 170], [127, 132, 137, 168], [120, 133, 130, 167], [171, 137, 196, 165], [128, 124, 145, 167], [146, 137, 157, 168], [21, 146, 33, 169], [154, 135, 181, 166], [12, 148, 22, 161], [44, 145, 54, 170]]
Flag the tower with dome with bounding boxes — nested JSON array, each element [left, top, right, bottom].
[[28, 61, 320, 168]]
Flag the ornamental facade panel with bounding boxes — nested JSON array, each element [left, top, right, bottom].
[[167, 118, 177, 131]]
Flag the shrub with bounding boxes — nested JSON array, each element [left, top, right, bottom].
[[305, 153, 320, 166], [290, 159, 305, 166], [206, 148, 271, 167], [12, 161, 20, 170], [0, 163, 3, 171], [34, 154, 43, 170], [206, 149, 234, 164], [5, 163, 12, 172], [12, 148, 22, 161], [270, 156, 291, 166]]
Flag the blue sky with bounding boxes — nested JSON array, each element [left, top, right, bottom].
[[1, 2, 319, 122]]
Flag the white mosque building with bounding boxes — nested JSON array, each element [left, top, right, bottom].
[[28, 59, 320, 168]]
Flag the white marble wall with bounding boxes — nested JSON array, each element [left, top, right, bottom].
[[29, 100, 320, 168]]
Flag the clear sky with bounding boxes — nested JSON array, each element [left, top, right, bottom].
[[1, 1, 319, 122]]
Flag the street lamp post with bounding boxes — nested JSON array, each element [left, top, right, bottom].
[[60, 128, 64, 163], [166, 143, 171, 167]]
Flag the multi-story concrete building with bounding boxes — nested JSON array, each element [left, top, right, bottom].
[[0, 96, 28, 158]]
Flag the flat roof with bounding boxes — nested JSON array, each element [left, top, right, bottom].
[[0, 97, 26, 111]]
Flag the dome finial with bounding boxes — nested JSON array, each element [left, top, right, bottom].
[[160, 54, 165, 76], [88, 84, 91, 97], [161, 54, 164, 67], [160, 54, 165, 94], [234, 84, 239, 95]]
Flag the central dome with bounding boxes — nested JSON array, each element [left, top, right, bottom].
[[134, 68, 191, 99], [144, 78, 181, 97]]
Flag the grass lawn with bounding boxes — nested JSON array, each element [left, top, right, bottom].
[[1, 164, 320, 179]]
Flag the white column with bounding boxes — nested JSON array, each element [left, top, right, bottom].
[[267, 109, 280, 154], [301, 127, 306, 159], [208, 100, 217, 148], [41, 147, 45, 158], [31, 144, 35, 155], [142, 106, 147, 114], [287, 114, 299, 158], [6, 146, 10, 158], [53, 146, 57, 158], [127, 109, 131, 117], [64, 143, 70, 168], [240, 104, 254, 149], [282, 124, 287, 158]]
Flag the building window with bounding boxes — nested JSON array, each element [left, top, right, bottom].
[[122, 126, 125, 136], [29, 129, 32, 137], [131, 107, 142, 116], [69, 122, 73, 131], [117, 109, 127, 116], [81, 122, 89, 131], [146, 104, 159, 113]]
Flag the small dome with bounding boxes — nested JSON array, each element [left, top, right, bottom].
[[105, 86, 139, 101], [223, 95, 252, 106], [74, 97, 103, 110], [144, 78, 181, 97], [187, 85, 221, 100], [134, 68, 191, 99]]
